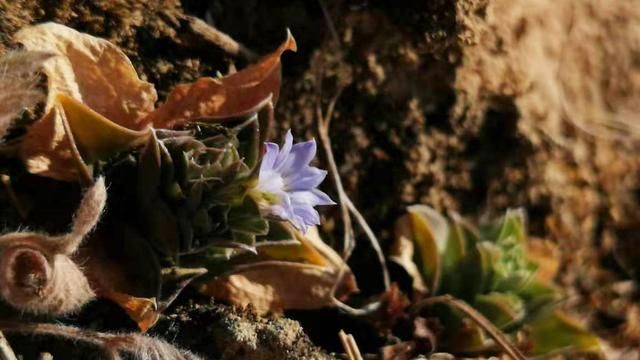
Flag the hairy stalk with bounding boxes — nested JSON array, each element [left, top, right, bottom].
[[0, 331, 17, 360], [0, 178, 105, 315], [0, 321, 202, 360]]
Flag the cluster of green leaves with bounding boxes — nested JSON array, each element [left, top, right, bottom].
[[394, 205, 601, 356], [106, 123, 268, 267]]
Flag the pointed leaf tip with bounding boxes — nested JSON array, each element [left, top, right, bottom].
[[144, 31, 297, 129]]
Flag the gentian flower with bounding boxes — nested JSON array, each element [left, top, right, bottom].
[[253, 130, 335, 233]]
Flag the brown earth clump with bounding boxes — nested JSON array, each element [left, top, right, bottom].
[[1, 0, 640, 357]]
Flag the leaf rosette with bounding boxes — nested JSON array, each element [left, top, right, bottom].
[[392, 205, 602, 356]]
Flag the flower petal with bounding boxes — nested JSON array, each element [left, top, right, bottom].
[[310, 189, 336, 206], [290, 189, 336, 207], [292, 205, 321, 232], [260, 142, 280, 173], [254, 129, 335, 232], [266, 191, 295, 220], [281, 140, 316, 176], [295, 205, 320, 225], [257, 170, 284, 194], [274, 130, 293, 170], [285, 167, 327, 191]]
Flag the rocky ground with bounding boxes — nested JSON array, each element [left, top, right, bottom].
[[1, 0, 640, 358]]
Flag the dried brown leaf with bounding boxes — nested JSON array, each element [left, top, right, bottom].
[[390, 216, 427, 293], [0, 51, 52, 138], [19, 102, 92, 182], [14, 23, 155, 181], [143, 31, 297, 129], [15, 22, 157, 130], [202, 226, 358, 314], [526, 238, 560, 282], [201, 260, 357, 315], [104, 291, 160, 333]]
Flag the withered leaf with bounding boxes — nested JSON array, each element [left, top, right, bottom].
[[526, 238, 560, 283], [19, 102, 92, 183], [20, 93, 151, 182], [15, 23, 155, 181], [104, 290, 160, 333], [0, 51, 52, 138], [201, 226, 358, 315], [143, 31, 297, 129], [15, 22, 157, 129], [254, 225, 333, 267], [201, 261, 356, 315], [391, 216, 428, 294], [59, 94, 150, 162]]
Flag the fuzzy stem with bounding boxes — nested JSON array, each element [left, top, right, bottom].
[[0, 331, 17, 360]]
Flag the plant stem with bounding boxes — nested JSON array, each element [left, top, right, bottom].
[[411, 295, 528, 360], [0, 331, 17, 360]]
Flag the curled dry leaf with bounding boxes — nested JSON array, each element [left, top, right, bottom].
[[20, 102, 93, 183], [392, 215, 428, 294], [203, 261, 349, 314], [104, 291, 160, 333], [14, 22, 157, 128], [142, 30, 297, 129], [14, 23, 156, 181], [0, 51, 52, 138], [200, 226, 358, 315], [391, 205, 449, 294], [13, 23, 294, 183]]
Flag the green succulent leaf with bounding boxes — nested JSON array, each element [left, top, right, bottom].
[[474, 292, 526, 329], [229, 199, 268, 235], [526, 310, 601, 355], [406, 205, 449, 293], [395, 205, 602, 357]]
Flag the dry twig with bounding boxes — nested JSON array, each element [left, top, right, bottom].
[[316, 85, 391, 292], [339, 330, 364, 360], [411, 295, 527, 360]]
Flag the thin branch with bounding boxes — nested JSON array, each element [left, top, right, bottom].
[[332, 297, 383, 317], [345, 196, 390, 289], [316, 89, 391, 291], [165, 11, 257, 62], [317, 0, 341, 47], [316, 90, 354, 257], [411, 295, 527, 360]]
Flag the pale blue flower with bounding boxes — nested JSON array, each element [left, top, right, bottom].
[[254, 130, 335, 232]]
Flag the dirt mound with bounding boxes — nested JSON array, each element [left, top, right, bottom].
[[1, 0, 640, 357]]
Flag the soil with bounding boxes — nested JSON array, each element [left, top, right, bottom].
[[1, 0, 640, 359]]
